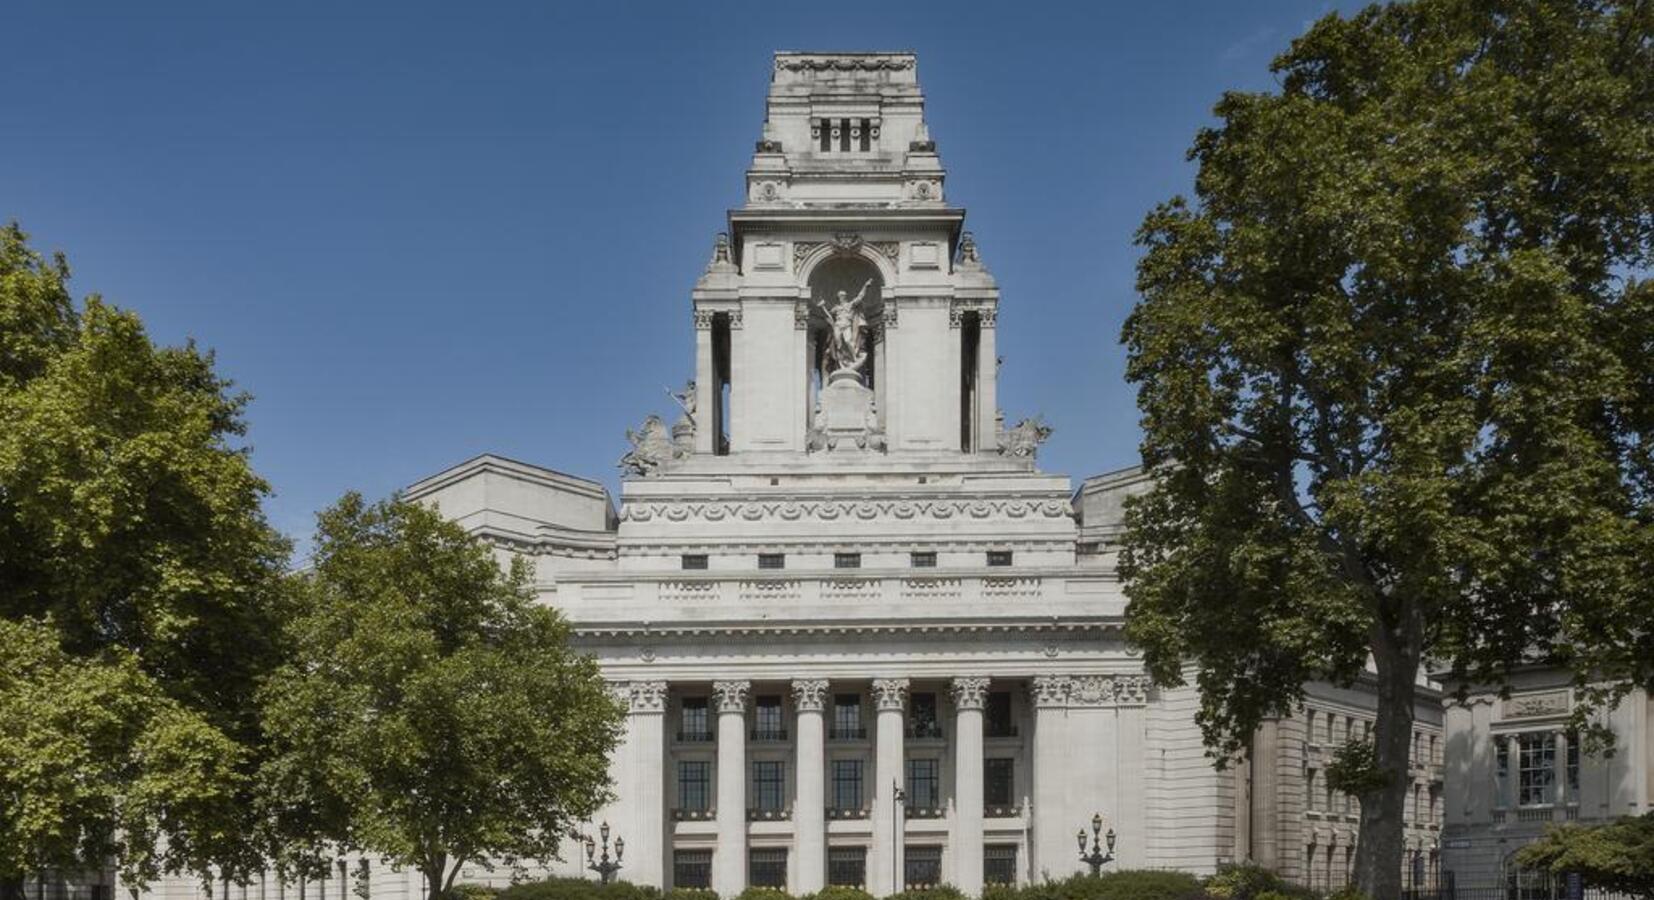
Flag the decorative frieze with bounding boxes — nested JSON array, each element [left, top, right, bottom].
[[901, 577, 962, 602], [792, 678, 829, 713], [950, 676, 991, 711], [620, 496, 1072, 524], [1030, 675, 1070, 708], [1503, 690, 1570, 719], [776, 55, 914, 72], [872, 677, 910, 712], [1028, 674, 1152, 709], [713, 680, 751, 714]]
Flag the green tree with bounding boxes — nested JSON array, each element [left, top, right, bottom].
[[1118, 2, 1653, 897], [0, 222, 289, 888], [1516, 812, 1654, 899], [259, 494, 624, 900], [0, 618, 249, 899]]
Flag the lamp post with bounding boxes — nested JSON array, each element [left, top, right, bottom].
[[585, 821, 624, 885], [1077, 813, 1117, 876]]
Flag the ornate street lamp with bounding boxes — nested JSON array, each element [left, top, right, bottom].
[[585, 821, 624, 884], [1077, 812, 1117, 876]]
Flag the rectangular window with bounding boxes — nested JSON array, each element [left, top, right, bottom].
[[712, 311, 731, 455], [818, 118, 831, 153], [680, 697, 711, 741], [910, 551, 937, 568], [985, 690, 1015, 737], [749, 848, 787, 890], [1518, 733, 1556, 806], [839, 117, 851, 152], [984, 845, 1018, 886], [1305, 710, 1317, 744], [906, 758, 940, 809], [753, 695, 785, 741], [986, 550, 1013, 567], [834, 552, 861, 569], [832, 693, 863, 739], [827, 847, 866, 888], [681, 553, 708, 570], [858, 117, 872, 152], [753, 761, 786, 813], [674, 850, 712, 890], [908, 692, 941, 739], [678, 761, 711, 811], [1306, 770, 1318, 810], [832, 759, 863, 812], [758, 552, 785, 570], [905, 846, 943, 890], [985, 757, 1014, 808]]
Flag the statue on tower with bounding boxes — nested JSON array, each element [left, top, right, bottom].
[[815, 278, 874, 375]]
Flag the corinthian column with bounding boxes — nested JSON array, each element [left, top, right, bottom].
[[871, 678, 910, 896], [625, 681, 668, 886], [792, 679, 829, 894], [951, 677, 990, 896], [713, 680, 750, 896]]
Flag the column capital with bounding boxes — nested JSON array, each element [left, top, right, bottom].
[[950, 676, 991, 711], [620, 680, 668, 713], [792, 678, 830, 713], [1029, 675, 1070, 708], [872, 677, 910, 712], [713, 680, 751, 714]]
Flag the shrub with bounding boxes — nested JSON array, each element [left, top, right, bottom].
[[887, 887, 966, 900], [1200, 865, 1312, 900], [662, 890, 718, 900], [1321, 890, 1370, 900], [448, 887, 500, 900], [735, 889, 795, 900], [496, 878, 660, 900], [799, 888, 875, 900], [1038, 870, 1204, 900]]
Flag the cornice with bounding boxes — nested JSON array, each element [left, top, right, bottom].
[[569, 617, 1123, 640], [619, 495, 1073, 525]]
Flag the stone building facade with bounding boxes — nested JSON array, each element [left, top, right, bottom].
[[125, 50, 1452, 900], [1438, 669, 1652, 895]]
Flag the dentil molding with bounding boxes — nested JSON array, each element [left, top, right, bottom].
[[620, 496, 1072, 525]]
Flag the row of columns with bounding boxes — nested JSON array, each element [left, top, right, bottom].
[[608, 673, 1150, 897]]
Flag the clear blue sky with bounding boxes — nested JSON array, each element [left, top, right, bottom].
[[3, 1, 1359, 553]]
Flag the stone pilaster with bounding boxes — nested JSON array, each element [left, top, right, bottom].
[[872, 678, 910, 895], [603, 682, 668, 886], [1029, 676, 1072, 880], [951, 677, 990, 895], [792, 679, 830, 894], [713, 680, 750, 896]]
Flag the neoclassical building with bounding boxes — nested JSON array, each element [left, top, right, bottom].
[[119, 51, 1448, 900], [405, 51, 1161, 897]]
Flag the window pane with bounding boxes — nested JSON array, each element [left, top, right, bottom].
[[904, 846, 942, 889], [754, 696, 785, 740], [833, 694, 863, 738], [753, 761, 786, 812], [749, 848, 787, 889], [909, 692, 941, 739], [827, 848, 866, 888], [681, 554, 708, 570], [910, 551, 936, 568], [985, 691, 1015, 736], [832, 759, 863, 811], [984, 845, 1018, 886], [985, 758, 1014, 808], [681, 697, 711, 741], [673, 850, 712, 889], [678, 761, 711, 811], [905, 758, 940, 809]]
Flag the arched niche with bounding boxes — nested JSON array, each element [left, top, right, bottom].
[[804, 254, 885, 392]]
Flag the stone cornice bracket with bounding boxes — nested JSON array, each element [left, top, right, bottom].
[[693, 309, 714, 330], [1029, 675, 1071, 709], [872, 677, 911, 712], [950, 676, 991, 711], [795, 300, 811, 331], [714, 680, 751, 714], [792, 678, 830, 713], [627, 680, 668, 714], [881, 301, 898, 330]]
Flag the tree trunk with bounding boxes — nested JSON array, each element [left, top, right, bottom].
[[422, 856, 446, 900], [1355, 623, 1421, 899]]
